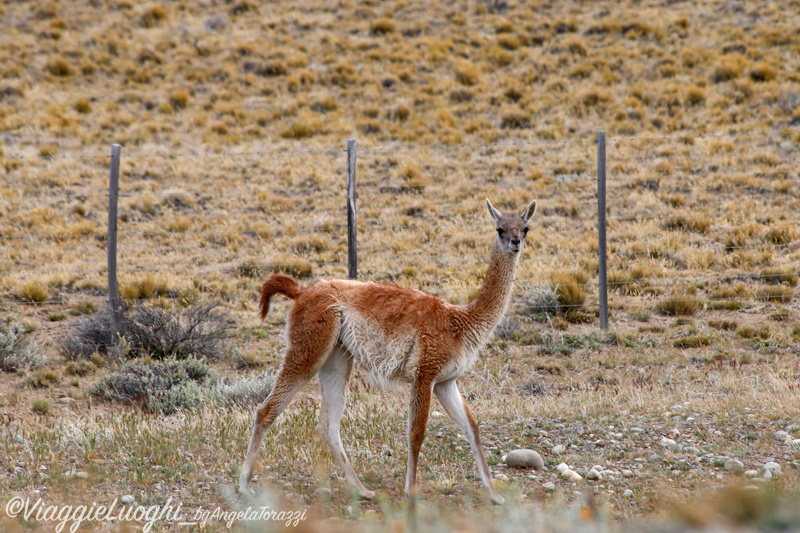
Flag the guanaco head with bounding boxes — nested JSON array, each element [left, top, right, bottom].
[[486, 198, 537, 254]]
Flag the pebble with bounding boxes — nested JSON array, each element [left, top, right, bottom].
[[684, 447, 700, 454], [562, 470, 583, 482], [648, 454, 663, 463], [659, 437, 677, 448], [556, 463, 570, 474], [587, 469, 602, 480], [671, 405, 685, 412], [552, 444, 566, 455], [793, 439, 800, 447], [629, 427, 644, 434], [496, 473, 509, 482], [745, 470, 759, 478], [505, 449, 545, 470], [775, 431, 790, 442], [764, 462, 782, 475], [622, 469, 634, 478], [121, 495, 135, 505], [543, 482, 556, 492], [56, 397, 77, 405], [724, 459, 744, 474], [74, 471, 89, 480], [623, 489, 634, 498], [763, 469, 773, 480], [787, 425, 799, 432], [313, 487, 332, 502]]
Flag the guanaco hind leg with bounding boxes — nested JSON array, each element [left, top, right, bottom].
[[318, 346, 375, 498]]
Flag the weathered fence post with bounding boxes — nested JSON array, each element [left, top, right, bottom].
[[347, 139, 357, 280], [108, 144, 122, 338], [597, 131, 609, 329]]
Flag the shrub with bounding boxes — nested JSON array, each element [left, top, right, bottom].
[[74, 98, 92, 114], [91, 357, 214, 415], [0, 323, 46, 372], [18, 282, 49, 303], [657, 293, 702, 316], [216, 370, 276, 407], [60, 304, 230, 360], [758, 285, 794, 304], [168, 89, 190, 109], [454, 61, 481, 86], [549, 271, 587, 311], [268, 254, 313, 278], [32, 398, 52, 415], [370, 17, 396, 34], [45, 56, 73, 77], [140, 5, 167, 28]]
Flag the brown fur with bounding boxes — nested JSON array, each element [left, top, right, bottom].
[[240, 198, 537, 505]]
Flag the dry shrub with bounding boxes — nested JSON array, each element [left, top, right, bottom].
[[169, 89, 190, 109], [140, 4, 167, 28], [764, 223, 796, 245], [45, 56, 73, 76], [497, 33, 520, 50], [685, 85, 706, 106], [500, 109, 530, 129], [657, 290, 701, 316], [661, 215, 711, 234], [370, 17, 396, 34], [758, 285, 794, 304], [710, 53, 747, 83], [121, 274, 171, 301], [750, 63, 777, 82], [455, 61, 481, 86], [74, 98, 91, 114], [548, 271, 587, 311], [268, 254, 312, 278], [18, 282, 49, 303], [760, 267, 798, 286]]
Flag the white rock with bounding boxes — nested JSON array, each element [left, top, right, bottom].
[[786, 425, 799, 432], [505, 449, 545, 470], [623, 489, 634, 498], [671, 405, 685, 412], [659, 437, 677, 448], [121, 495, 135, 505], [496, 473, 509, 482], [724, 459, 744, 474], [684, 446, 700, 454], [74, 471, 89, 480], [587, 469, 602, 480], [552, 444, 566, 455], [764, 462, 782, 475], [792, 439, 800, 447], [763, 469, 773, 480], [775, 431, 790, 442], [745, 470, 759, 478], [556, 463, 570, 474], [562, 470, 583, 482], [542, 482, 556, 492], [592, 465, 604, 472], [629, 427, 644, 434], [622, 469, 634, 478]]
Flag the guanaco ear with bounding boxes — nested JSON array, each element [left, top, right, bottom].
[[486, 198, 502, 223], [521, 199, 537, 222]]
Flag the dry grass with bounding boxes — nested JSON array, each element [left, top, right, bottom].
[[1, 0, 800, 530]]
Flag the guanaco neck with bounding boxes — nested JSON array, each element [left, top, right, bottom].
[[462, 239, 520, 344]]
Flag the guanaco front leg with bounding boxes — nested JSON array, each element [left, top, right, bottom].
[[434, 379, 504, 505]]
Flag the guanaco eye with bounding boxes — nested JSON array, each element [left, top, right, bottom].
[[523, 227, 529, 236], [497, 228, 504, 236]]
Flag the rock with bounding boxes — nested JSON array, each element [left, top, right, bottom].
[[724, 459, 744, 474], [57, 397, 77, 405], [556, 463, 570, 474], [763, 469, 773, 480], [282, 482, 293, 491], [648, 454, 663, 463], [668, 429, 681, 439], [792, 439, 800, 447], [786, 425, 799, 432], [495, 473, 509, 482], [121, 495, 135, 505], [659, 437, 677, 448], [587, 469, 602, 480], [775, 431, 790, 442], [74, 471, 89, 480], [12, 434, 24, 444], [562, 470, 582, 482], [623, 489, 634, 498], [745, 470, 759, 478], [764, 462, 782, 475], [505, 449, 545, 470], [684, 447, 700, 454], [552, 444, 566, 455], [622, 469, 634, 478], [543, 482, 556, 492], [313, 487, 332, 502], [671, 405, 685, 412], [629, 427, 644, 434]]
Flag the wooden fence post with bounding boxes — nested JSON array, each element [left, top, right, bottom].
[[347, 139, 358, 280], [597, 131, 609, 329], [108, 144, 122, 338]]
